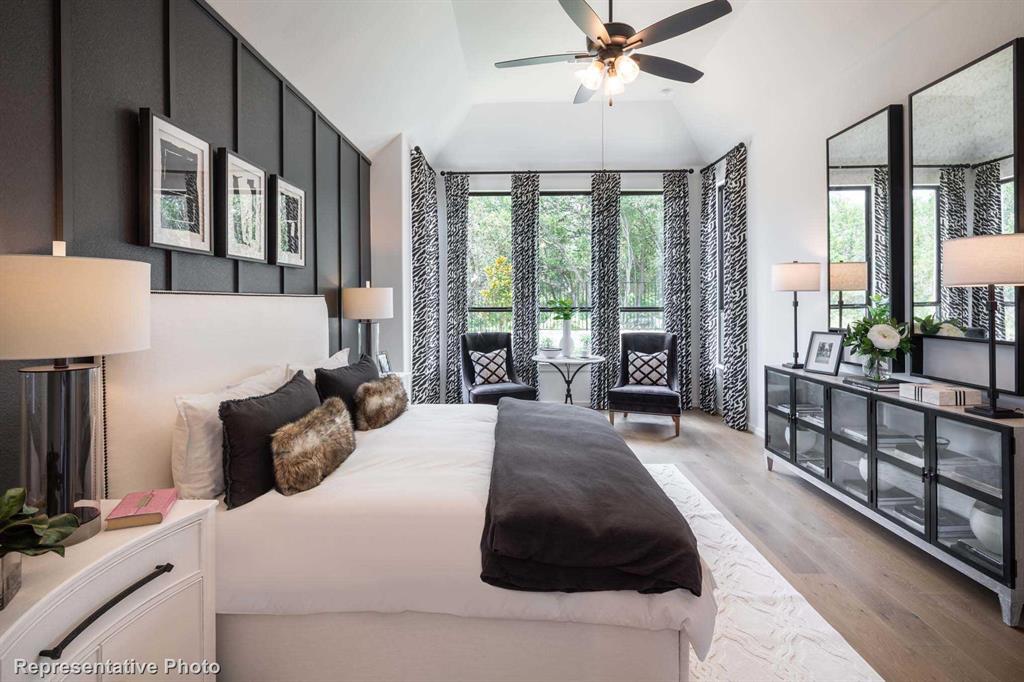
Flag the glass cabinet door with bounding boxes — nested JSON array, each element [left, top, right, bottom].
[[876, 460, 927, 535], [765, 410, 792, 459], [794, 424, 826, 476], [766, 370, 792, 414], [794, 379, 825, 429], [875, 402, 926, 469], [936, 484, 1005, 576], [935, 418, 1004, 501], [831, 389, 868, 446], [830, 439, 869, 502]]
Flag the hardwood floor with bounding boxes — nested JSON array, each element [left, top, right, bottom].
[[617, 410, 1023, 682]]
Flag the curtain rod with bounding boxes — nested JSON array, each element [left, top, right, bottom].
[[912, 154, 1013, 171], [439, 168, 694, 176], [828, 164, 885, 170]]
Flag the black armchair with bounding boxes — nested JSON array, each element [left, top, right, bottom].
[[460, 332, 537, 405], [607, 332, 681, 437]]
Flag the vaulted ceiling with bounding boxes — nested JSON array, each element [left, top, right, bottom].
[[210, 0, 949, 169]]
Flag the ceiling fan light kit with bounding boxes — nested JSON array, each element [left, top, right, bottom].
[[497, 0, 732, 105]]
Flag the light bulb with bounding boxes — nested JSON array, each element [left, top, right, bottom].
[[575, 60, 604, 91], [604, 71, 625, 96], [615, 55, 640, 83]]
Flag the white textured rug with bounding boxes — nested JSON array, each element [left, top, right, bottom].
[[648, 465, 881, 682]]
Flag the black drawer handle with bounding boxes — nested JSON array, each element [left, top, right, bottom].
[[39, 563, 174, 660]]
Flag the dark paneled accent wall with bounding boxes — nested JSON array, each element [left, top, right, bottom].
[[0, 0, 371, 491]]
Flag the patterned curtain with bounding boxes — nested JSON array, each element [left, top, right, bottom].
[[698, 165, 718, 414], [971, 162, 1005, 338], [589, 172, 621, 410], [662, 171, 692, 410], [444, 173, 470, 403], [938, 167, 969, 324], [871, 167, 890, 301], [410, 147, 441, 404], [721, 144, 748, 431], [511, 173, 540, 388]]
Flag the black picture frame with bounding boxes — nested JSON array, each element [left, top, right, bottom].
[[139, 108, 214, 255], [804, 331, 846, 375], [268, 174, 306, 268], [215, 148, 268, 263], [377, 352, 391, 374]]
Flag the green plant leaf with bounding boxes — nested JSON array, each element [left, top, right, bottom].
[[0, 489, 25, 523]]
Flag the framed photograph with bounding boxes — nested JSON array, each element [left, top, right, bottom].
[[139, 108, 213, 254], [804, 331, 846, 375], [376, 352, 391, 374], [269, 175, 306, 267], [216, 148, 267, 262]]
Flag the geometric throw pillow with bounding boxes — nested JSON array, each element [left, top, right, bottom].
[[470, 348, 509, 385], [628, 350, 669, 386], [271, 397, 355, 496]]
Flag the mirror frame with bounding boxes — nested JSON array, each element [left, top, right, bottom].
[[826, 105, 905, 369], [907, 38, 1024, 395]]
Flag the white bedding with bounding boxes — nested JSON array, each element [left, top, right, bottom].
[[215, 404, 718, 659]]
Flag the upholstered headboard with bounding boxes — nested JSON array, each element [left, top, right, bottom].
[[103, 292, 329, 496]]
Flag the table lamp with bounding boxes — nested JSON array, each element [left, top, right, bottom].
[[829, 261, 868, 329], [342, 282, 394, 361], [0, 249, 151, 543], [942, 233, 1024, 419], [772, 261, 822, 368]]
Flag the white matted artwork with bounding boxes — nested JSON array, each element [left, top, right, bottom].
[[804, 331, 846, 375], [270, 175, 306, 267], [140, 108, 212, 254], [217, 149, 267, 262]]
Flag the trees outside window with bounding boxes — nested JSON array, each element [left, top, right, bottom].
[[828, 187, 870, 329], [912, 186, 939, 321]]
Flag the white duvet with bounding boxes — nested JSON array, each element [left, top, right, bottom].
[[216, 404, 717, 658]]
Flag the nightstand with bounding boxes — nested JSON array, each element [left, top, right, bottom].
[[0, 500, 216, 680]]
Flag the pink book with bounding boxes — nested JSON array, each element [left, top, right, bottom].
[[106, 488, 178, 530]]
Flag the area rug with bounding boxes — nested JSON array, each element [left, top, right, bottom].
[[647, 464, 881, 681]]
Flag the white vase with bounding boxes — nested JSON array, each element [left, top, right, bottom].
[[969, 502, 1003, 556], [560, 319, 574, 357]]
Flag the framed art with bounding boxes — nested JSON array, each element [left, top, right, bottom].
[[139, 108, 213, 254], [216, 148, 267, 262], [804, 331, 846, 375], [377, 352, 391, 374], [269, 175, 306, 268]]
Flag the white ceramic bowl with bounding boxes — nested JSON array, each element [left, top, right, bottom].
[[538, 347, 561, 359], [969, 502, 1003, 556]]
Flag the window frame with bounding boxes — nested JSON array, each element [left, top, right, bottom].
[[911, 184, 941, 317], [827, 184, 873, 329]]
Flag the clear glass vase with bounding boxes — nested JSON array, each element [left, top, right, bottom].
[[863, 355, 892, 382], [0, 553, 22, 610]]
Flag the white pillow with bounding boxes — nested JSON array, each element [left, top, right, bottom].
[[285, 347, 350, 383], [171, 366, 288, 499]]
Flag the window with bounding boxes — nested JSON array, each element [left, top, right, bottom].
[[828, 186, 870, 329], [999, 178, 1016, 337], [538, 193, 591, 348], [467, 194, 512, 333], [619, 193, 664, 333], [911, 186, 939, 320]]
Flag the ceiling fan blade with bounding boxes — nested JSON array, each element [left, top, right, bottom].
[[627, 0, 732, 49], [557, 0, 611, 45], [633, 54, 704, 83], [495, 52, 591, 68], [573, 83, 597, 104]]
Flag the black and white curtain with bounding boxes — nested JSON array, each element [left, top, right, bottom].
[[444, 173, 470, 403], [971, 162, 1005, 338], [720, 144, 748, 431], [662, 171, 692, 410], [589, 172, 621, 410], [871, 167, 890, 301], [511, 173, 540, 388], [410, 147, 441, 404], [698, 165, 718, 414], [938, 167, 969, 324]]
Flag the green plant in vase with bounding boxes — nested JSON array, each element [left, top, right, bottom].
[[913, 313, 965, 337], [0, 488, 80, 609], [843, 295, 912, 382], [548, 298, 576, 357]]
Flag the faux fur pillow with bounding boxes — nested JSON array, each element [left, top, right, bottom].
[[354, 374, 408, 430], [271, 398, 355, 496]]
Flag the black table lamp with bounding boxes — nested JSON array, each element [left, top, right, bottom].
[[943, 233, 1024, 419], [772, 261, 821, 369]]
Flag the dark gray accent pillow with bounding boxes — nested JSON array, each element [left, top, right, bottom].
[[315, 354, 380, 414], [220, 371, 321, 509]]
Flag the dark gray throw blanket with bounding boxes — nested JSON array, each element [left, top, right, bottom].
[[480, 399, 703, 595]]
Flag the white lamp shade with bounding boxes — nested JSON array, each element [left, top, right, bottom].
[[943, 233, 1024, 287], [0, 255, 151, 361], [342, 286, 393, 320], [830, 261, 868, 291], [772, 261, 821, 292]]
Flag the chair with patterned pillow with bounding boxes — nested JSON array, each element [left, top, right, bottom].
[[607, 332, 681, 437], [460, 332, 537, 404]]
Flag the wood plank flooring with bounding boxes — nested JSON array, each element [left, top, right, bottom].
[[618, 411, 1023, 682]]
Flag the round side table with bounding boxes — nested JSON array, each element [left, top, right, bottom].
[[532, 355, 606, 405]]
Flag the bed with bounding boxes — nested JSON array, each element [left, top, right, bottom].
[[105, 292, 717, 681]]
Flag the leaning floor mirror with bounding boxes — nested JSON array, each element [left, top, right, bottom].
[[827, 105, 905, 363], [909, 39, 1022, 394]]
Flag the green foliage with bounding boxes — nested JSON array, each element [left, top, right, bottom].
[[912, 188, 938, 305], [480, 256, 512, 307], [843, 295, 912, 359], [914, 313, 964, 336], [0, 488, 79, 558], [828, 189, 867, 265], [547, 298, 574, 321]]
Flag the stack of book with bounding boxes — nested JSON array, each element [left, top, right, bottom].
[[842, 376, 905, 392]]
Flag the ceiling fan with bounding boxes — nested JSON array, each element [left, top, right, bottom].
[[495, 0, 732, 104]]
